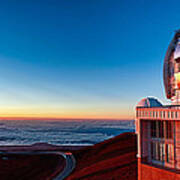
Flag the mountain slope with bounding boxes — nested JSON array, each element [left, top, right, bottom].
[[67, 132, 137, 180]]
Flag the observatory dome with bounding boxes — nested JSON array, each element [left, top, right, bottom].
[[163, 29, 180, 99], [137, 97, 162, 108]]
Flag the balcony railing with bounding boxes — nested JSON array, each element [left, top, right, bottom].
[[136, 107, 180, 120]]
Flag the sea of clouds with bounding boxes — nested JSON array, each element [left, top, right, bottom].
[[0, 120, 135, 146]]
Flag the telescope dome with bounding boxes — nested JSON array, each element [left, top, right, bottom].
[[137, 97, 162, 108], [163, 29, 180, 99]]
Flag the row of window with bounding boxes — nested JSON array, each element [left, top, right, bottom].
[[151, 142, 173, 164], [151, 120, 173, 139], [137, 110, 178, 119]]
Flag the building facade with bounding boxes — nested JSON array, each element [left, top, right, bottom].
[[136, 30, 180, 180]]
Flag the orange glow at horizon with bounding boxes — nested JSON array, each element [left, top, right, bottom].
[[0, 107, 134, 120], [0, 114, 133, 120]]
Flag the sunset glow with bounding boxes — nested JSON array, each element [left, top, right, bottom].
[[0, 106, 133, 120], [0, 1, 177, 120]]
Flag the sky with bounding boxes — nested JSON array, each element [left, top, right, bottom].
[[0, 0, 180, 120]]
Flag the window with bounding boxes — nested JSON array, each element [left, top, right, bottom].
[[151, 142, 156, 160], [146, 120, 174, 167], [158, 121, 164, 138], [151, 121, 164, 138], [151, 121, 157, 138], [166, 144, 173, 163], [160, 143, 165, 162], [151, 142, 165, 162], [165, 121, 173, 139]]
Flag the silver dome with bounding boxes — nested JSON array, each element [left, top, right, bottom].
[[137, 97, 163, 108]]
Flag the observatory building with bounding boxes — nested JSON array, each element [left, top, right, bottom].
[[136, 30, 180, 180]]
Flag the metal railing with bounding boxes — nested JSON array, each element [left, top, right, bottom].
[[136, 108, 180, 120]]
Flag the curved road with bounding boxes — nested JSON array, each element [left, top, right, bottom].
[[0, 151, 76, 180], [54, 152, 76, 180]]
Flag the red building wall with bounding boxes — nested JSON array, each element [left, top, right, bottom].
[[138, 159, 180, 180]]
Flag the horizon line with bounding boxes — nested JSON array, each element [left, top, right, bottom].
[[0, 116, 134, 121]]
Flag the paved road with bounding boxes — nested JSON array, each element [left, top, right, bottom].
[[54, 152, 76, 180], [0, 151, 76, 180]]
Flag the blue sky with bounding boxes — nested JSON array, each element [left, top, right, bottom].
[[0, 0, 179, 119]]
